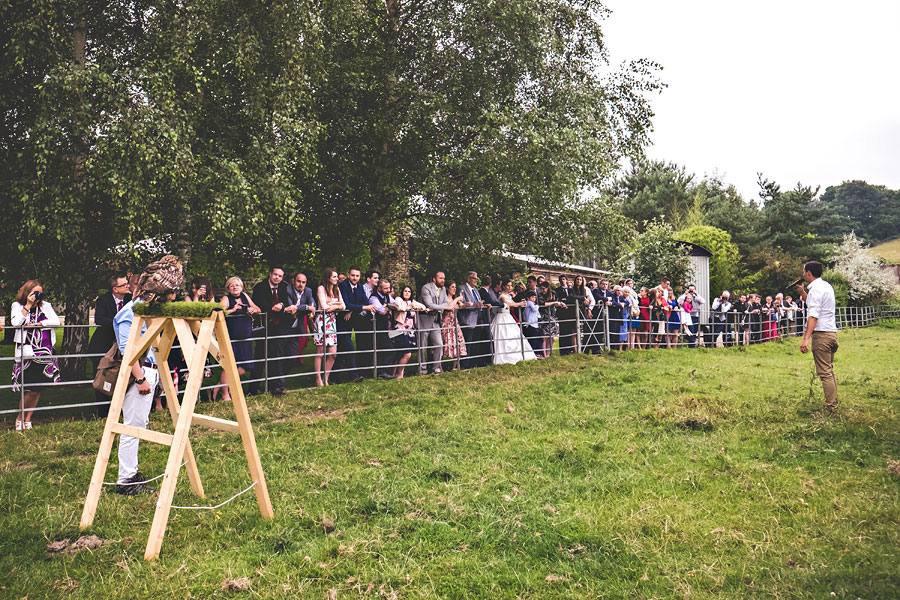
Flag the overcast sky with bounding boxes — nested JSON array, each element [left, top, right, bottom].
[[601, 0, 900, 201]]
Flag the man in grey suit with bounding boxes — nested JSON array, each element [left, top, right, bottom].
[[418, 270, 450, 374], [458, 271, 488, 369]]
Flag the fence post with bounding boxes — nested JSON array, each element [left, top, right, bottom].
[[574, 306, 582, 354], [603, 307, 610, 351], [19, 323, 25, 430], [518, 313, 526, 362], [263, 316, 269, 394], [371, 312, 378, 379]]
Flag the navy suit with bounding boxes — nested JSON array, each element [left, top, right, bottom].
[[335, 279, 368, 381], [249, 280, 292, 394]]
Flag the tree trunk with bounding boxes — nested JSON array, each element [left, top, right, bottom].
[[60, 14, 90, 380], [60, 295, 91, 380]]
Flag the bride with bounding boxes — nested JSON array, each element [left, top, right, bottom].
[[491, 280, 537, 365]]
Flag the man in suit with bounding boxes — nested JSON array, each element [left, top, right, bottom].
[[368, 278, 396, 379], [336, 268, 374, 382], [249, 266, 292, 395], [458, 271, 488, 369], [556, 275, 577, 355], [354, 271, 380, 377], [88, 274, 132, 418], [419, 270, 450, 374], [285, 272, 316, 368]]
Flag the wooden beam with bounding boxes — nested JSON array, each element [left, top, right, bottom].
[[110, 423, 174, 446], [190, 413, 240, 434], [153, 323, 205, 499], [215, 313, 274, 519], [188, 318, 222, 363], [123, 317, 169, 366], [145, 317, 216, 560], [80, 310, 145, 529]]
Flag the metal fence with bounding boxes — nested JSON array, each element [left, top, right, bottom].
[[3, 303, 899, 425]]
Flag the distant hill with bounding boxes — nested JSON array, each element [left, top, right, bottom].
[[872, 237, 900, 263]]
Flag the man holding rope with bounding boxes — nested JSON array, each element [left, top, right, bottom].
[[796, 260, 839, 412]]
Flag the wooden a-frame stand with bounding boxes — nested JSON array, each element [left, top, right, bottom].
[[79, 310, 273, 560]]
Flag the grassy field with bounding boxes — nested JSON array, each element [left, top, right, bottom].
[[872, 236, 900, 262], [1, 325, 899, 599]]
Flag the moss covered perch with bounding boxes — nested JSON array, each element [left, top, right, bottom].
[[133, 301, 222, 318]]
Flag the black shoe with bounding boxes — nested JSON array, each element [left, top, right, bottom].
[[271, 388, 286, 396], [116, 472, 156, 496]]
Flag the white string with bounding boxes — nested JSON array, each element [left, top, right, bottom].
[[171, 481, 258, 510], [103, 461, 187, 486]]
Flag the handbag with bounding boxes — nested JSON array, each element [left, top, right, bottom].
[[93, 343, 133, 396], [15, 344, 35, 362]]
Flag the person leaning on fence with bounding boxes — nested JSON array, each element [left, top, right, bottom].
[[248, 266, 292, 396], [10, 280, 61, 431], [88, 274, 132, 418], [285, 272, 316, 368], [314, 268, 346, 387], [419, 270, 451, 375], [217, 277, 261, 402], [388, 285, 425, 379], [458, 271, 487, 369], [440, 280, 467, 370], [112, 254, 183, 495], [797, 260, 839, 412], [369, 278, 398, 379], [711, 291, 732, 346]]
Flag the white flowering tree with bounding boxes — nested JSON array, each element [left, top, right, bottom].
[[831, 233, 899, 304]]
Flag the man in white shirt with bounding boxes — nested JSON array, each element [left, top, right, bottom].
[[797, 260, 839, 411]]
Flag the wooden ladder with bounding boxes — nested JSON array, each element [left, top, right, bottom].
[[79, 310, 273, 559]]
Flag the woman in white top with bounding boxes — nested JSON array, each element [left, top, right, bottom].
[[490, 280, 537, 365], [388, 285, 426, 379], [10, 280, 61, 430]]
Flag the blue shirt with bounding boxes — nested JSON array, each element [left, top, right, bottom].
[[524, 300, 540, 327], [113, 300, 155, 364]]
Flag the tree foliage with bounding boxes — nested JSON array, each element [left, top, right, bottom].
[[831, 232, 899, 305], [820, 181, 900, 245], [613, 160, 694, 232], [618, 219, 692, 290], [675, 225, 740, 296]]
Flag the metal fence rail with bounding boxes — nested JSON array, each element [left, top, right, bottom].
[[2, 303, 898, 424]]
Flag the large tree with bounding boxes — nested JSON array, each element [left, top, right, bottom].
[[1, 1, 320, 373], [305, 0, 661, 274], [820, 180, 900, 245], [613, 160, 694, 232]]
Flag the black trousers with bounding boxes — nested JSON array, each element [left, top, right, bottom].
[[333, 320, 358, 382], [249, 333, 293, 394], [354, 317, 375, 378]]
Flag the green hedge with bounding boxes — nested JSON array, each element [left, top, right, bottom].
[[133, 301, 221, 318]]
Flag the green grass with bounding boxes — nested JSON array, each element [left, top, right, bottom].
[[1, 327, 899, 598], [872, 236, 900, 263]]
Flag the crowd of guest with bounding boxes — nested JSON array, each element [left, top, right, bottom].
[[7, 267, 809, 426]]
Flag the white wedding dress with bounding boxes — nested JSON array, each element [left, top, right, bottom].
[[491, 294, 537, 365]]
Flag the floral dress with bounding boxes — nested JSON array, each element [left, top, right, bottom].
[[441, 309, 467, 358], [314, 295, 340, 347]]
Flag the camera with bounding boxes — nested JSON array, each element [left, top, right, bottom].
[[32, 291, 45, 302]]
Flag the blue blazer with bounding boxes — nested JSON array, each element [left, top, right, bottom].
[[339, 280, 369, 312]]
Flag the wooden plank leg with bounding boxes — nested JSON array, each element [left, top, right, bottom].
[[154, 324, 205, 498], [215, 316, 274, 519], [80, 315, 146, 529], [144, 318, 216, 560]]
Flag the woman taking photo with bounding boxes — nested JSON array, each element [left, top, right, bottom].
[[216, 277, 261, 401], [314, 267, 346, 386], [10, 280, 61, 430]]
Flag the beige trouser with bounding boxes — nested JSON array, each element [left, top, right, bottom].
[[811, 331, 839, 408]]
